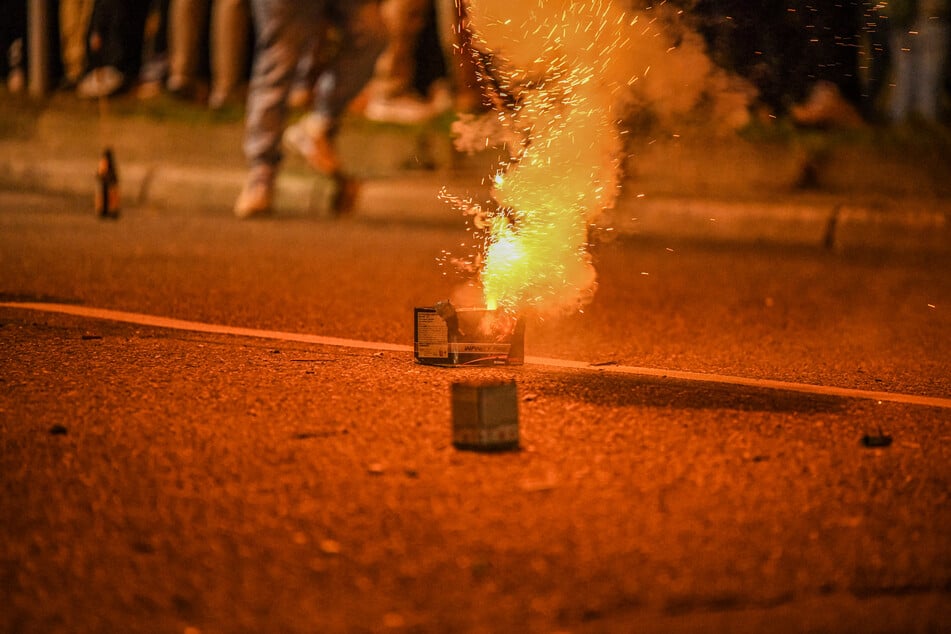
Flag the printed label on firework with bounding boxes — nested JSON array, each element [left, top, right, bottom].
[[414, 304, 524, 367], [415, 308, 449, 360], [448, 343, 512, 355]]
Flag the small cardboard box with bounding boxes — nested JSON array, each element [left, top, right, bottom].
[[451, 380, 519, 451], [414, 302, 524, 367]]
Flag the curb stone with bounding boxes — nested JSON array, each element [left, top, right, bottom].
[[1, 154, 949, 253]]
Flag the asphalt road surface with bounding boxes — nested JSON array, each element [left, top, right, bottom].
[[1, 191, 949, 633]]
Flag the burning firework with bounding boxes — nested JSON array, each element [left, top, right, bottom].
[[448, 0, 635, 319], [444, 0, 751, 319]]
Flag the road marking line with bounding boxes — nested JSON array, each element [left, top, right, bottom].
[[1, 301, 413, 352], [4, 301, 950, 410], [522, 356, 951, 409]]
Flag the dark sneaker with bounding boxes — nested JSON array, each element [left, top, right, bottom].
[[328, 174, 361, 217]]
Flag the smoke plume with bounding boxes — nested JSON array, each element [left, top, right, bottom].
[[449, 0, 752, 317]]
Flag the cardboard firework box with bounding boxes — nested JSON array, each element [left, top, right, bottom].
[[451, 379, 519, 451], [414, 301, 525, 367]]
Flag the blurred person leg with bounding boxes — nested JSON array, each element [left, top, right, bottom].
[[237, 0, 386, 218], [889, 25, 916, 122], [859, 0, 891, 120], [913, 9, 949, 121], [138, 0, 171, 97], [287, 37, 320, 109], [209, 0, 251, 108], [789, 0, 866, 127], [378, 0, 426, 97], [167, 0, 209, 96], [238, 0, 315, 218], [884, 1, 950, 123], [1, 0, 27, 92], [77, 0, 151, 98], [59, 0, 95, 88], [411, 0, 449, 107], [434, 0, 481, 112], [286, 1, 388, 194], [312, 2, 389, 133], [364, 0, 436, 124]]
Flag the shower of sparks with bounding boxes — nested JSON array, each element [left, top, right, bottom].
[[440, 0, 754, 319], [444, 0, 645, 318]]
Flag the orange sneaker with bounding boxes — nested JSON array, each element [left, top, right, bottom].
[[233, 165, 274, 219], [282, 114, 341, 176]]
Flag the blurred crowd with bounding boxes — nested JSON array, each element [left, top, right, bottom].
[[687, 0, 951, 126], [2, 1, 949, 127], [0, 0, 481, 123], [1, 1, 948, 219]]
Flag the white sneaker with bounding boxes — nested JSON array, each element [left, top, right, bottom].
[[77, 66, 125, 99], [234, 166, 274, 219], [364, 94, 436, 125], [6, 68, 24, 93], [208, 86, 238, 110], [428, 79, 454, 115]]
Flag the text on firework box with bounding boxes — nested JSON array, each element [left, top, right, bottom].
[[414, 301, 524, 367]]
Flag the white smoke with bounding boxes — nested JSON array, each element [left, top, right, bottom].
[[450, 0, 753, 317]]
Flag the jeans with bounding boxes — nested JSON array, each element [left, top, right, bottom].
[[243, 0, 386, 169]]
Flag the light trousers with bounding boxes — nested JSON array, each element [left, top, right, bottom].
[[243, 0, 387, 168]]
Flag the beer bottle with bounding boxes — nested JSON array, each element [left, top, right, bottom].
[[95, 147, 120, 219]]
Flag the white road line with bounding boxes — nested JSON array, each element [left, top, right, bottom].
[[523, 356, 951, 409], [4, 301, 950, 410], [1, 302, 413, 353]]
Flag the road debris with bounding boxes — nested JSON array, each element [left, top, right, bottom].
[[519, 472, 559, 492], [861, 428, 893, 448]]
